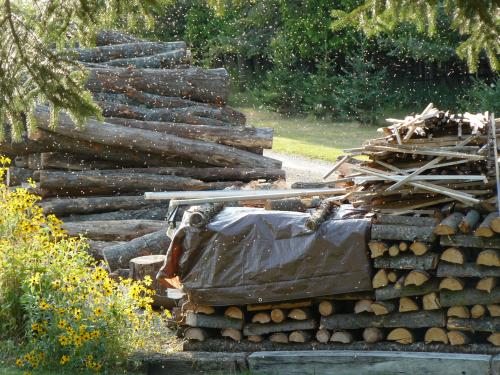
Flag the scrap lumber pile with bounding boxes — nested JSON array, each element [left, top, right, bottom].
[[339, 104, 495, 213], [0, 30, 283, 271]]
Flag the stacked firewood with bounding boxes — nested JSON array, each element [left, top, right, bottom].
[[167, 212, 499, 352], [336, 104, 496, 213], [0, 30, 284, 274]]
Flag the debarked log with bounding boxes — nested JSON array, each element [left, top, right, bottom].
[[62, 219, 168, 241], [33, 107, 282, 169], [85, 66, 229, 105], [320, 310, 445, 330]]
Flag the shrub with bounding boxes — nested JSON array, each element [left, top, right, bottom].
[[0, 157, 167, 372], [457, 77, 500, 114]]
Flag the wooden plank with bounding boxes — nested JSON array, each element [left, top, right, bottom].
[[320, 310, 445, 330], [440, 235, 500, 249], [371, 224, 436, 242], [437, 263, 500, 278], [248, 350, 491, 375]]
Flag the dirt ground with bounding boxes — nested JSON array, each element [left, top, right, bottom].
[[264, 150, 334, 186]]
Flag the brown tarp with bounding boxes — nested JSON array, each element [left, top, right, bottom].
[[157, 206, 372, 306]]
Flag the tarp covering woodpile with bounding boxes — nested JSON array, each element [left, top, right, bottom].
[[0, 30, 284, 274]]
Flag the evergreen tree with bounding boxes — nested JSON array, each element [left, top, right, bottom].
[[331, 0, 500, 73], [0, 0, 158, 139]]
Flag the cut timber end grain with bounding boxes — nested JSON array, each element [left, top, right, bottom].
[[489, 214, 500, 234], [439, 277, 465, 291], [424, 327, 449, 344], [423, 292, 441, 310], [369, 241, 388, 258], [387, 271, 398, 283], [477, 249, 500, 267], [329, 331, 354, 344], [288, 308, 312, 321], [409, 241, 429, 256], [404, 270, 430, 287], [389, 244, 400, 257], [371, 301, 396, 315], [270, 309, 286, 323], [487, 304, 500, 317], [221, 328, 242, 342], [475, 212, 498, 237], [372, 269, 389, 289], [316, 329, 331, 343], [363, 327, 384, 343], [387, 328, 414, 344], [224, 306, 244, 320], [447, 331, 470, 346], [184, 327, 209, 342], [434, 212, 464, 236], [459, 210, 480, 234], [318, 301, 335, 317], [269, 332, 288, 344], [354, 299, 373, 314], [247, 335, 262, 343], [399, 297, 419, 312], [471, 305, 487, 319], [447, 306, 470, 319], [477, 277, 497, 293], [399, 241, 409, 252], [440, 247, 465, 265], [289, 330, 312, 343], [487, 332, 500, 346], [251, 312, 271, 324]]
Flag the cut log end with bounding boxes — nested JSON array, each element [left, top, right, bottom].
[[440, 247, 465, 265], [288, 330, 312, 343], [422, 292, 441, 310], [269, 332, 288, 344], [447, 331, 470, 346], [439, 277, 465, 291], [447, 306, 470, 319], [315, 329, 331, 344], [224, 306, 244, 320], [251, 312, 271, 324], [270, 309, 286, 323], [362, 327, 384, 343], [399, 297, 419, 313], [386, 328, 414, 344], [372, 269, 389, 289], [329, 331, 354, 344], [487, 332, 500, 346], [424, 327, 449, 344], [354, 299, 373, 314], [221, 328, 242, 342], [404, 270, 430, 287], [371, 301, 396, 316], [471, 304, 487, 319], [318, 301, 335, 317]]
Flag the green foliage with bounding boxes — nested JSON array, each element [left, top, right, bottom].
[[0, 0, 159, 139], [331, 0, 500, 72], [458, 78, 500, 114], [0, 158, 168, 372]]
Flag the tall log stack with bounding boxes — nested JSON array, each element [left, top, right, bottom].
[[0, 30, 284, 273]]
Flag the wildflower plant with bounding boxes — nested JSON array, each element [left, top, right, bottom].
[[0, 156, 166, 371]]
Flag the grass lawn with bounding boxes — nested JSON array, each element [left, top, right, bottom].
[[238, 106, 379, 162]]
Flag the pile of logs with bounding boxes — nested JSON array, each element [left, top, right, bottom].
[[1, 30, 284, 277], [167, 211, 499, 352], [334, 104, 497, 214]]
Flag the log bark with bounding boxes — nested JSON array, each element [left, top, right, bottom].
[[103, 229, 171, 270], [243, 319, 317, 336], [375, 214, 438, 227], [34, 107, 281, 169], [375, 279, 440, 301], [440, 289, 500, 307], [39, 195, 158, 216], [63, 219, 168, 241], [86, 66, 229, 104], [38, 170, 236, 196], [104, 49, 190, 68], [304, 198, 338, 231], [185, 312, 244, 330], [105, 118, 270, 149], [188, 203, 225, 228], [264, 198, 321, 212], [475, 212, 498, 237], [95, 30, 145, 46], [62, 206, 169, 222], [447, 317, 500, 332], [434, 213, 464, 236], [373, 253, 438, 270], [73, 41, 186, 63], [371, 224, 436, 242], [459, 210, 480, 234], [86, 240, 125, 260], [441, 234, 500, 249], [320, 310, 445, 330], [6, 167, 35, 186], [40, 152, 121, 171], [437, 263, 500, 278]]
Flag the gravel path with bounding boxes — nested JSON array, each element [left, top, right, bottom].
[[264, 150, 334, 186]]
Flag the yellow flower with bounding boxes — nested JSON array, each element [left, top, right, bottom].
[[16, 358, 24, 367], [90, 330, 100, 339], [39, 300, 50, 310], [29, 273, 41, 286], [73, 308, 82, 320], [74, 336, 83, 347], [58, 335, 70, 346], [60, 355, 70, 365], [57, 320, 67, 329], [93, 362, 102, 372], [93, 307, 103, 317], [143, 275, 153, 286], [31, 323, 40, 332], [51, 279, 61, 289]]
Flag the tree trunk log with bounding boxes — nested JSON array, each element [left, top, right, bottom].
[[95, 30, 145, 46], [434, 213, 464, 236], [447, 317, 500, 332], [320, 310, 445, 330], [475, 212, 498, 237], [373, 253, 439, 270], [371, 224, 436, 242], [73, 41, 186, 63], [104, 49, 190, 68], [103, 229, 171, 270], [62, 206, 169, 222], [105, 118, 270, 150], [39, 195, 158, 216], [63, 220, 168, 241], [6, 167, 35, 186], [375, 279, 440, 301], [374, 214, 438, 227], [440, 234, 500, 249], [243, 319, 317, 336], [185, 312, 244, 330], [86, 66, 229, 105], [440, 289, 500, 307], [38, 170, 237, 197], [34, 107, 281, 169], [459, 210, 480, 234], [437, 263, 500, 278], [40, 152, 122, 171]]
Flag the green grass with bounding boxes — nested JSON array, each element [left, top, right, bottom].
[[237, 106, 379, 162]]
